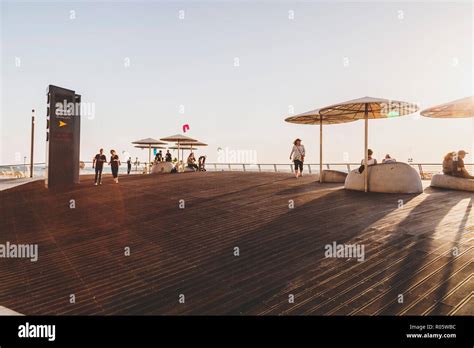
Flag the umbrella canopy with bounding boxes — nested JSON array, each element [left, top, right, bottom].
[[285, 110, 358, 125], [178, 141, 207, 147], [318, 96, 419, 192], [319, 97, 419, 120], [285, 109, 356, 183], [132, 138, 167, 145], [169, 146, 194, 150], [161, 134, 198, 165], [134, 145, 166, 149], [420, 96, 474, 118], [160, 134, 198, 143], [131, 138, 167, 174]]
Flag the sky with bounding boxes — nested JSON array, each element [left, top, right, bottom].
[[1, 0, 473, 166]]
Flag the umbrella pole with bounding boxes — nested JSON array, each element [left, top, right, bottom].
[[364, 103, 369, 192], [319, 114, 323, 184], [148, 145, 151, 174], [178, 142, 180, 172]]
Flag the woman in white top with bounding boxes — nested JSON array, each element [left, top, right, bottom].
[[290, 138, 306, 178], [359, 149, 377, 173]]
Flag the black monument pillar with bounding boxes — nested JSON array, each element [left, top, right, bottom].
[[45, 85, 81, 188]]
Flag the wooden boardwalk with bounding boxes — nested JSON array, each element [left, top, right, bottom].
[[0, 172, 472, 315]]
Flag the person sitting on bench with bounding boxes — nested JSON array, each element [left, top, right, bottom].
[[359, 149, 377, 173], [452, 150, 474, 179], [382, 154, 396, 164], [187, 152, 198, 171], [442, 151, 455, 175]]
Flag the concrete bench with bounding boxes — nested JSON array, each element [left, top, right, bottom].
[[183, 166, 196, 172], [344, 162, 423, 193], [430, 174, 474, 192], [151, 162, 174, 174], [321, 170, 347, 183]]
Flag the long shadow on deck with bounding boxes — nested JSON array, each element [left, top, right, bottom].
[[4, 175, 468, 315], [371, 189, 471, 315], [134, 185, 420, 315], [428, 196, 472, 315]]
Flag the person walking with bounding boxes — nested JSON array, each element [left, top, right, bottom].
[[290, 138, 305, 178], [92, 148, 107, 186], [127, 157, 132, 175], [109, 149, 121, 183]]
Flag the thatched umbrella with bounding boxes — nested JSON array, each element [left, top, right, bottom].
[[421, 96, 474, 175], [421, 96, 474, 118], [131, 138, 167, 173], [318, 97, 419, 192], [285, 109, 356, 183], [160, 134, 198, 164], [179, 141, 208, 149], [134, 145, 166, 149]]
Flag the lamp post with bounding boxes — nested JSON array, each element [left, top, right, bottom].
[[30, 109, 35, 178]]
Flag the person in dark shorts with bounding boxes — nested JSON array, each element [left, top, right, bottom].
[[109, 149, 121, 183], [165, 150, 172, 162], [290, 138, 305, 178], [92, 148, 107, 185], [127, 157, 132, 175]]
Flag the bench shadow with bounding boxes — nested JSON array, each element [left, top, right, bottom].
[[374, 190, 471, 315], [429, 197, 472, 315]]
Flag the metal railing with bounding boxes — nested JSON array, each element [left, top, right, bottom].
[[207, 162, 358, 174], [0, 162, 473, 180], [206, 162, 473, 179]]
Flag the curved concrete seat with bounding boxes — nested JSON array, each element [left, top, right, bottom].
[[430, 174, 474, 192], [151, 162, 174, 174], [344, 162, 423, 193], [183, 166, 196, 173], [321, 170, 347, 183]]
